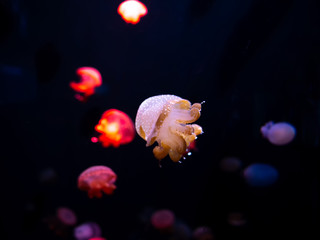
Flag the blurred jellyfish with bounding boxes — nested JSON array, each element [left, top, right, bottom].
[[151, 209, 175, 231], [43, 207, 77, 237], [94, 109, 135, 148], [227, 212, 246, 226], [70, 67, 102, 102], [118, 0, 147, 24], [56, 207, 77, 226], [193, 226, 214, 240], [38, 167, 57, 185], [78, 166, 117, 198], [135, 94, 203, 163], [220, 157, 242, 172], [260, 121, 296, 145], [173, 221, 192, 240], [74, 222, 101, 240], [243, 163, 279, 187]]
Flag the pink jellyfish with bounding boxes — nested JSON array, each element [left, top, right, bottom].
[[260, 121, 296, 145], [193, 226, 214, 240], [70, 67, 102, 102], [78, 166, 117, 198], [74, 222, 101, 240], [151, 209, 175, 231]]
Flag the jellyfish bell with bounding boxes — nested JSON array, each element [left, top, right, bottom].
[[118, 0, 148, 24], [260, 121, 296, 145], [74, 222, 101, 240], [227, 212, 247, 226], [70, 67, 102, 102], [243, 163, 279, 187], [151, 209, 175, 231], [94, 109, 135, 148], [193, 226, 214, 240], [78, 166, 117, 198], [56, 207, 77, 226], [220, 157, 242, 172], [135, 94, 203, 163]]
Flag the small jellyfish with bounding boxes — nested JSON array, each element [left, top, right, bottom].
[[70, 67, 102, 102], [43, 207, 77, 237], [260, 121, 296, 145], [135, 94, 203, 162], [118, 0, 148, 24], [219, 157, 242, 172], [151, 209, 175, 231], [78, 166, 117, 198], [74, 222, 101, 240], [94, 109, 135, 147], [243, 163, 279, 187], [227, 212, 246, 226], [56, 207, 77, 226], [193, 226, 214, 240]]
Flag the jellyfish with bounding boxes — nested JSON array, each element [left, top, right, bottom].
[[94, 109, 135, 147], [193, 226, 214, 240], [43, 207, 77, 237], [260, 121, 296, 145], [227, 212, 247, 226], [56, 207, 77, 226], [243, 163, 279, 187], [151, 209, 175, 231], [220, 157, 242, 172], [89, 238, 107, 240], [70, 67, 102, 102], [74, 222, 101, 240], [118, 0, 148, 24], [78, 166, 117, 198], [135, 94, 203, 162]]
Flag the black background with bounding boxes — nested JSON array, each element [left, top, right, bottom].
[[0, 0, 319, 239]]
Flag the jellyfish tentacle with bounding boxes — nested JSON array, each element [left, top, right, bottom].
[[153, 144, 170, 160]]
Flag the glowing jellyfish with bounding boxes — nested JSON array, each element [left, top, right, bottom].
[[135, 95, 203, 162], [89, 238, 106, 240], [43, 207, 77, 237], [94, 109, 135, 147], [78, 166, 117, 198], [151, 209, 175, 231], [193, 226, 214, 240], [56, 207, 77, 226], [70, 67, 102, 102], [243, 163, 279, 187], [74, 222, 101, 240], [118, 0, 147, 24], [260, 121, 296, 145], [220, 157, 242, 172], [227, 212, 246, 226]]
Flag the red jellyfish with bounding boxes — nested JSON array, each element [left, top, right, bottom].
[[118, 0, 147, 24], [151, 209, 175, 232], [93, 109, 135, 148], [70, 67, 102, 102], [78, 166, 117, 198]]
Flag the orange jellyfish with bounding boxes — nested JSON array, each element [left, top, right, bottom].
[[94, 109, 135, 148], [118, 0, 148, 24], [78, 166, 117, 198], [135, 94, 203, 162], [70, 67, 102, 102]]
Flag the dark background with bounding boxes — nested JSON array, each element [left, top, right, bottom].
[[0, 0, 319, 239]]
